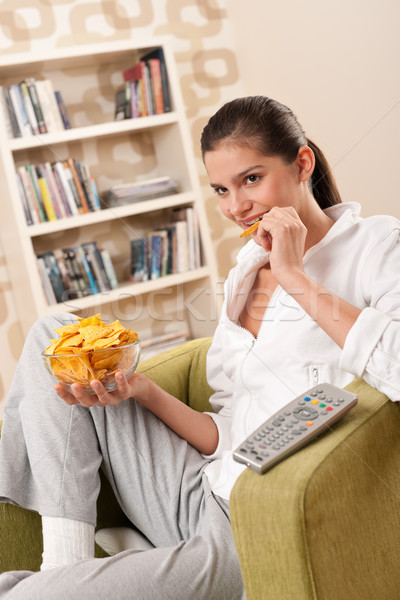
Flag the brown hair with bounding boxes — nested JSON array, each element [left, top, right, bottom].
[[201, 96, 341, 209]]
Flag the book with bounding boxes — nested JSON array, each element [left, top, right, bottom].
[[100, 249, 118, 289], [67, 157, 90, 213], [122, 61, 147, 116], [41, 251, 66, 302], [75, 246, 98, 295], [51, 163, 73, 218], [19, 81, 39, 135], [81, 242, 111, 292], [53, 248, 79, 300], [41, 163, 67, 219], [130, 238, 149, 282], [25, 78, 47, 134], [0, 86, 14, 139], [55, 90, 71, 129], [16, 172, 33, 225], [35, 79, 64, 133], [148, 58, 164, 114], [3, 86, 21, 137], [9, 84, 32, 137], [36, 170, 57, 221], [115, 87, 126, 121], [37, 256, 57, 305], [26, 164, 47, 222], [62, 247, 87, 297], [140, 47, 171, 112]]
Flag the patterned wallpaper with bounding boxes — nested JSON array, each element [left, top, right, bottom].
[[0, 0, 245, 415]]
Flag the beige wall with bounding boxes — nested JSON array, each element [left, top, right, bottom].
[[227, 0, 400, 218]]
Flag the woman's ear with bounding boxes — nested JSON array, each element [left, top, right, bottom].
[[295, 145, 315, 182]]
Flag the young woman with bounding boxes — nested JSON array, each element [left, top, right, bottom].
[[1, 96, 399, 599]]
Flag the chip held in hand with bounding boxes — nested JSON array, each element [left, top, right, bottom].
[[42, 313, 140, 393], [240, 220, 260, 237]]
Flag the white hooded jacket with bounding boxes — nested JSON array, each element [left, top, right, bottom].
[[203, 202, 400, 500]]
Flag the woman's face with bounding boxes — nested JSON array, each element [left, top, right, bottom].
[[204, 142, 309, 234]]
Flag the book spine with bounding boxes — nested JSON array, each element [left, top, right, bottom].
[[51, 164, 73, 218], [115, 87, 126, 121], [36, 168, 57, 221], [3, 86, 21, 137], [26, 164, 47, 222], [26, 78, 47, 134], [42, 251, 66, 303], [10, 84, 32, 136], [149, 58, 164, 114], [100, 249, 118, 289], [37, 256, 57, 305], [51, 162, 78, 216], [34, 79, 55, 133], [62, 247, 86, 297], [77, 246, 98, 295], [43, 79, 65, 131], [0, 86, 14, 139], [15, 172, 33, 225], [53, 248, 79, 299], [42, 162, 66, 219], [82, 243, 108, 292], [55, 90, 72, 129], [19, 81, 39, 135], [67, 157, 90, 213]]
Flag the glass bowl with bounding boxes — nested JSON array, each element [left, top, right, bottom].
[[42, 340, 141, 394]]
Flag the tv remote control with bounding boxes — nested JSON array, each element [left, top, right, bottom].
[[233, 383, 358, 474]]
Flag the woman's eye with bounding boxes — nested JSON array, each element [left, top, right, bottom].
[[246, 174, 259, 184], [214, 186, 228, 196]]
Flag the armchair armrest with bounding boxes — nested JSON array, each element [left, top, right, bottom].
[[230, 378, 400, 600]]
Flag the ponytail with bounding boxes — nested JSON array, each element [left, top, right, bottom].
[[307, 138, 342, 209]]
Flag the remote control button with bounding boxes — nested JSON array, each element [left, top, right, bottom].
[[292, 429, 302, 436], [292, 406, 319, 421], [316, 389, 323, 394], [304, 396, 311, 402], [326, 406, 333, 411], [338, 398, 345, 403], [272, 419, 281, 427], [284, 411, 291, 416], [306, 421, 314, 426], [312, 400, 318, 404], [298, 400, 306, 405], [319, 403, 326, 408], [318, 395, 326, 400], [310, 391, 318, 397], [325, 397, 333, 403], [333, 401, 341, 407], [239, 448, 247, 453], [278, 415, 285, 422]]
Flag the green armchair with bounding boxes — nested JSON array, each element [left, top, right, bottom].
[[1, 337, 400, 599]]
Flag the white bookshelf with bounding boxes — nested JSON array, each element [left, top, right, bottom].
[[0, 39, 219, 340]]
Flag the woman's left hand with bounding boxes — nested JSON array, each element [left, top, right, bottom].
[[54, 371, 148, 408], [255, 206, 307, 290]]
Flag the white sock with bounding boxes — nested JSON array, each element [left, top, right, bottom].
[[41, 516, 95, 571], [95, 527, 154, 556]]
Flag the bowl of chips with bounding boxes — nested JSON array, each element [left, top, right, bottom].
[[42, 314, 140, 394]]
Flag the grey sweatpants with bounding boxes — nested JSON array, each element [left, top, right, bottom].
[[0, 313, 244, 600]]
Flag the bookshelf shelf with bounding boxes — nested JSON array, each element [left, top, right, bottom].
[[0, 39, 219, 342], [8, 112, 179, 152], [43, 266, 211, 314], [26, 192, 196, 237]]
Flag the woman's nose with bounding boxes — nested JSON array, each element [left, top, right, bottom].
[[229, 190, 252, 217]]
